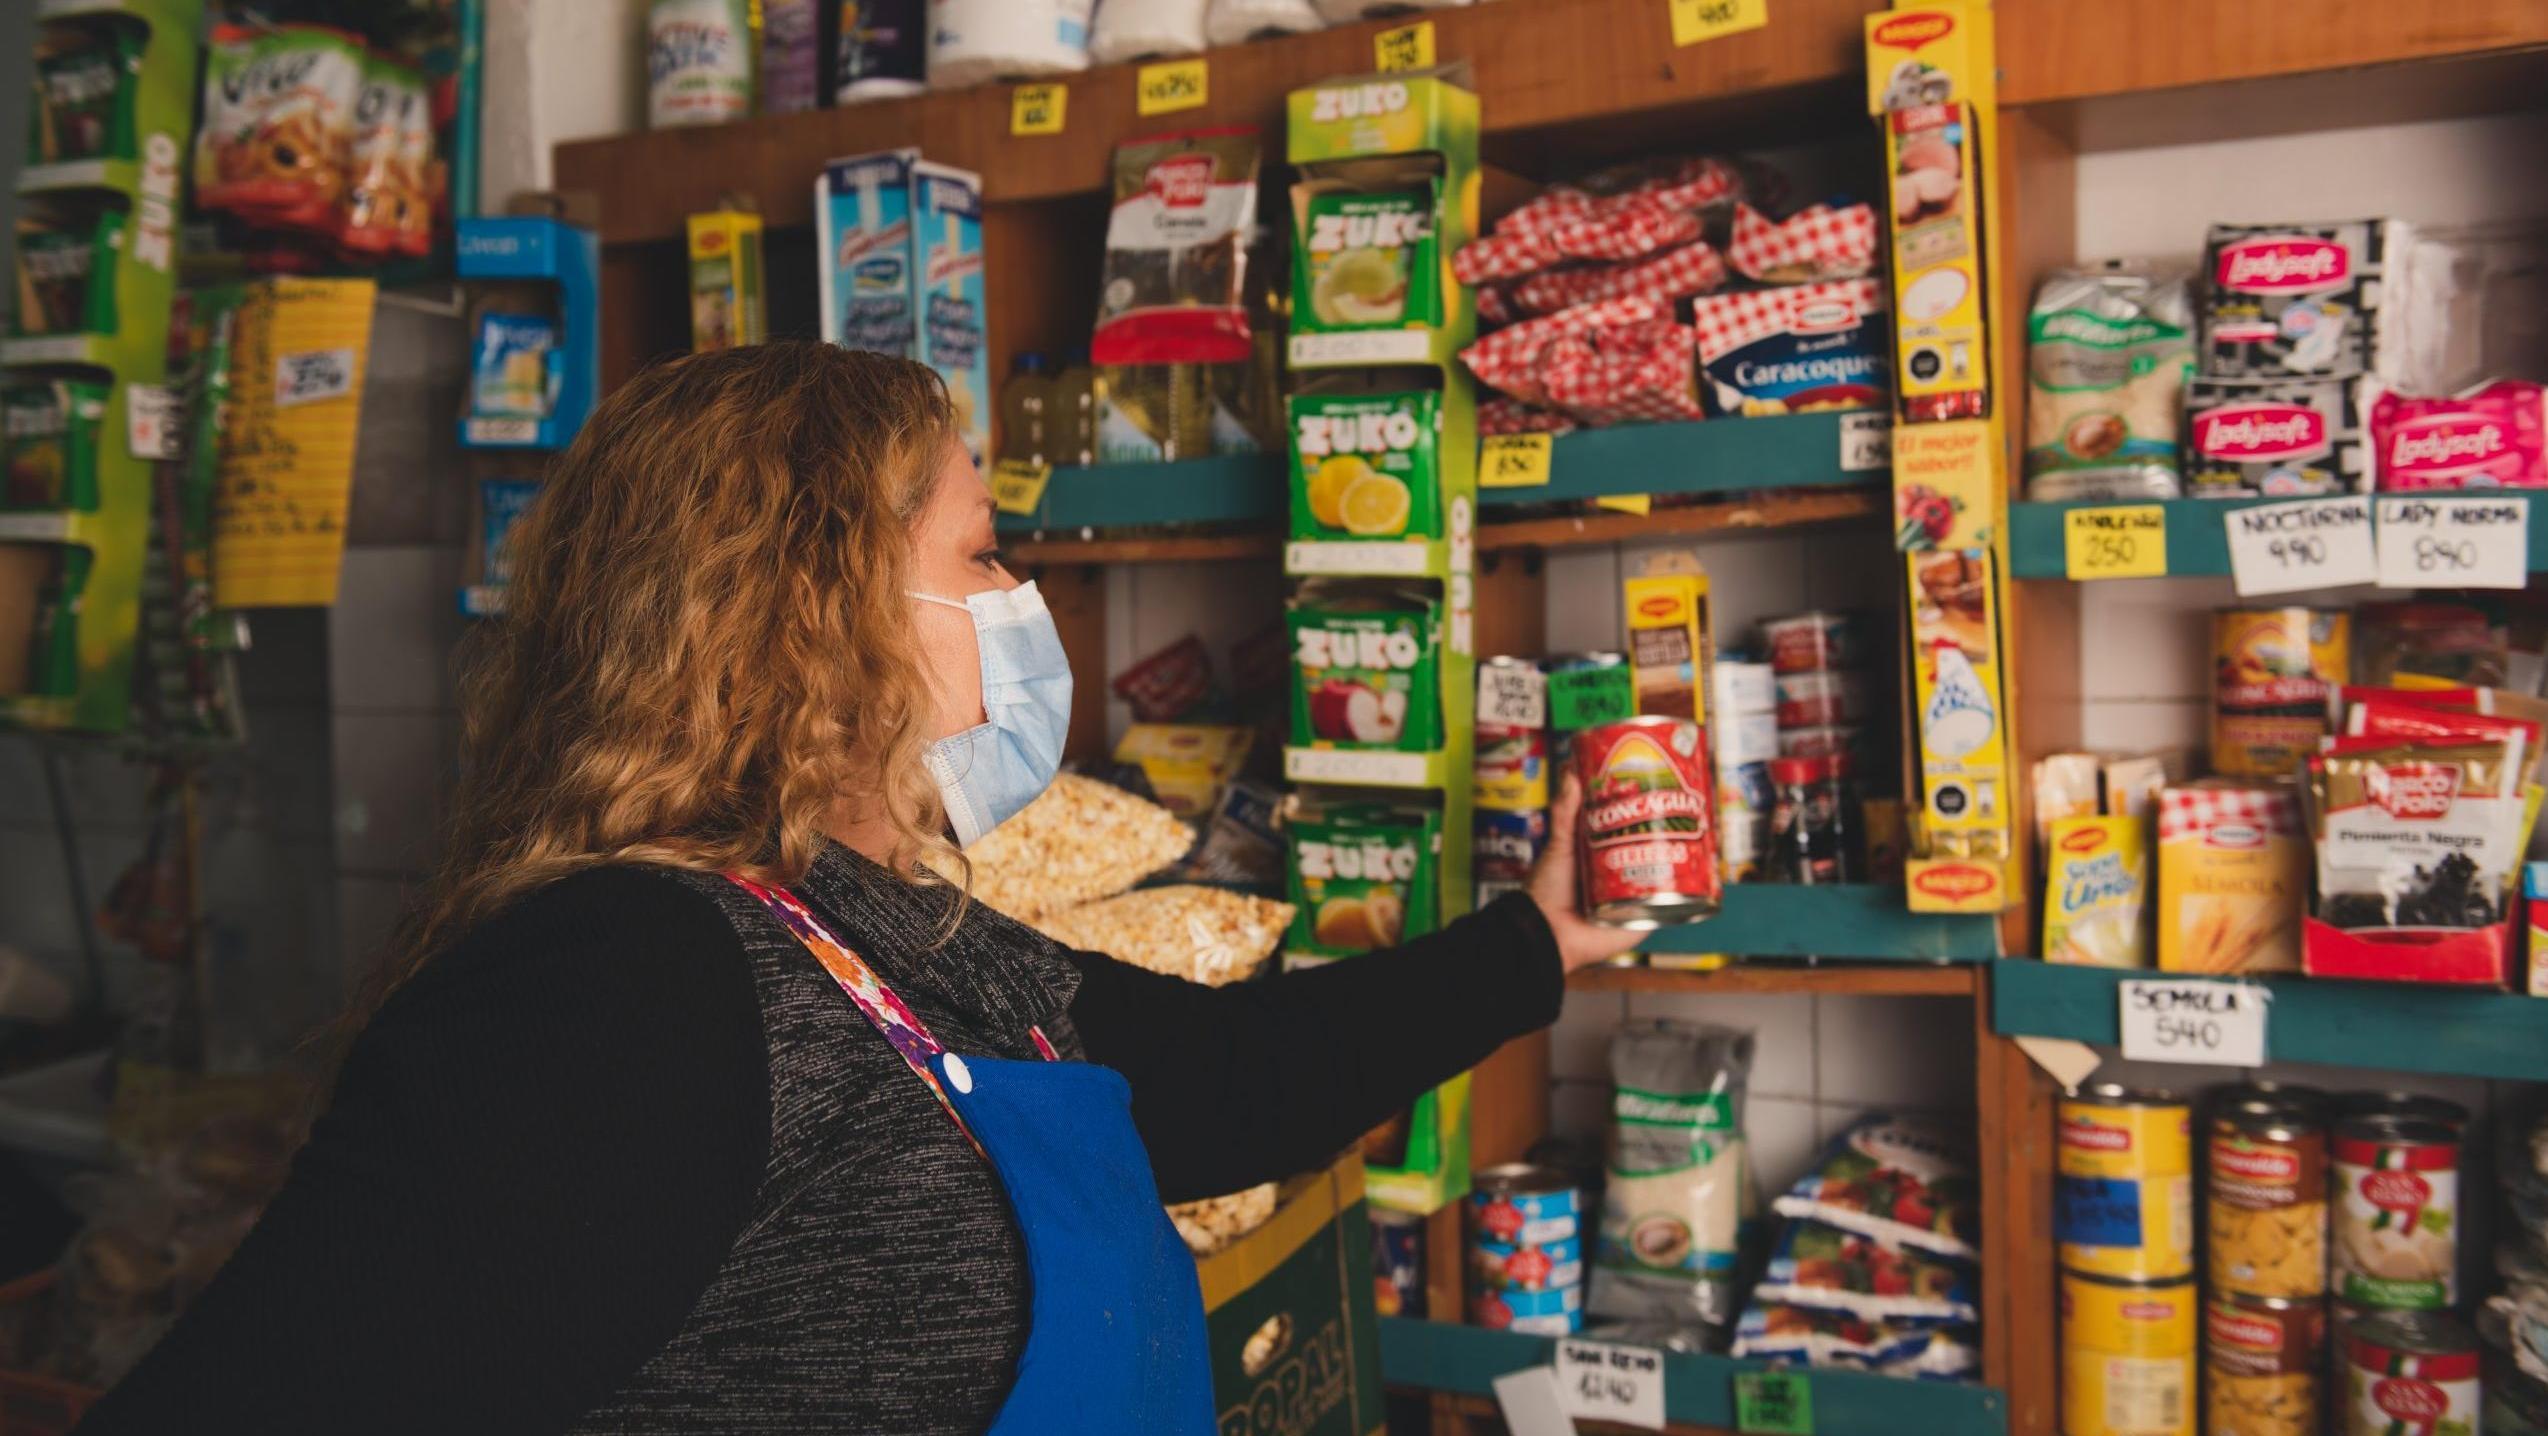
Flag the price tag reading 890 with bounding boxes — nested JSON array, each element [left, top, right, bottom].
[[2376, 494, 2530, 590], [2063, 504, 2167, 580]]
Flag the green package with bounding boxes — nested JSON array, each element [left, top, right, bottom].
[[1294, 188, 1438, 335], [27, 25, 142, 166], [1286, 804, 1441, 960], [26, 546, 89, 698], [3, 381, 108, 510], [1289, 389, 1440, 541], [1288, 595, 1442, 752], [13, 210, 124, 337]]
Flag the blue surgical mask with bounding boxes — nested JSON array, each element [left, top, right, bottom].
[[910, 580, 1073, 846]]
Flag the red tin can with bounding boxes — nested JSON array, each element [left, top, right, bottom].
[[1572, 716, 1722, 928]]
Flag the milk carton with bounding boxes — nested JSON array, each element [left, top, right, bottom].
[[815, 151, 991, 466], [911, 161, 989, 467]]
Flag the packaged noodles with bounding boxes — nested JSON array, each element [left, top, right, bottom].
[[2157, 782, 2305, 974]]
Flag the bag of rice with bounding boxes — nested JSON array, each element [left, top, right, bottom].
[[1588, 1020, 1756, 1343], [1771, 1115, 1979, 1261], [938, 773, 1194, 922], [1034, 885, 1293, 986]]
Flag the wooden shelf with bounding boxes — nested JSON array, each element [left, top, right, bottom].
[[1998, 0, 2548, 108], [1574, 961, 1979, 997], [553, 0, 1879, 241], [1007, 530, 1281, 566], [1480, 487, 1887, 553], [2008, 494, 2548, 581]]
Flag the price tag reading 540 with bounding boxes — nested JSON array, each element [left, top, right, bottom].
[[2118, 979, 2269, 1067]]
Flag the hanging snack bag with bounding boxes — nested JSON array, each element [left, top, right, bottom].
[[3, 381, 108, 511], [1749, 1218, 1980, 1325], [28, 23, 142, 166], [2201, 220, 2409, 379], [1092, 128, 1261, 365], [337, 54, 439, 259], [648, 0, 757, 128], [1691, 280, 1891, 418], [2307, 737, 2526, 933], [2186, 378, 2364, 497], [1589, 1021, 1757, 1341], [2022, 266, 2194, 502], [1772, 1114, 1979, 1261], [2362, 377, 2548, 490], [1288, 592, 1443, 752], [1285, 804, 1440, 964], [12, 211, 124, 338], [1294, 187, 1437, 334], [194, 25, 365, 234], [1289, 390, 1439, 542]]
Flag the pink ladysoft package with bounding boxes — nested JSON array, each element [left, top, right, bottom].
[[2364, 378, 2548, 490], [1726, 202, 1880, 284]]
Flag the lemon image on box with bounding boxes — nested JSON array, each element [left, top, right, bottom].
[[1289, 390, 1440, 542]]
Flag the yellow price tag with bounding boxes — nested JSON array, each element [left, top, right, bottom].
[[1667, 0, 1767, 47], [1010, 83, 1067, 135], [2064, 505, 2169, 580], [1136, 59, 1208, 115], [989, 459, 1054, 516], [1374, 20, 1437, 71], [1595, 493, 1653, 516], [1478, 433, 1554, 489]]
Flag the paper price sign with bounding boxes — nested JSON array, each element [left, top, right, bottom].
[[1667, 0, 1767, 47], [2118, 979, 2268, 1067], [1479, 433, 1554, 488], [2223, 495, 2377, 596], [1010, 84, 1067, 135], [1734, 1370, 1814, 1435], [988, 460, 1053, 516], [276, 347, 358, 407], [2063, 504, 2167, 580], [1549, 665, 1634, 731], [1557, 1339, 1665, 1430], [1137, 59, 1208, 115], [2376, 494, 2529, 590], [1838, 411, 1891, 472], [125, 382, 182, 461], [1374, 20, 1436, 70]]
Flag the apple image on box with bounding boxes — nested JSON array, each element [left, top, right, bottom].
[[1308, 680, 1409, 744]]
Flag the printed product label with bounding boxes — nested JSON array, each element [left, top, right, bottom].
[[1296, 189, 1438, 335], [1286, 806, 1440, 960], [1290, 391, 1441, 542]]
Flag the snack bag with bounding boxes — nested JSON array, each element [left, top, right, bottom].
[[1285, 804, 1439, 962], [3, 381, 108, 511], [2157, 782, 2305, 973], [1092, 128, 1262, 365], [2363, 378, 2548, 490], [1771, 1115, 1979, 1260], [2021, 266, 2193, 502], [1289, 391, 1440, 543], [935, 772, 1195, 922], [194, 25, 365, 233], [28, 24, 142, 166], [1032, 886, 1293, 987], [1730, 1305, 1979, 1379], [1589, 1021, 1757, 1341], [1749, 1218, 1980, 1325], [337, 54, 440, 258], [1288, 596, 1443, 752], [1510, 241, 1728, 317]]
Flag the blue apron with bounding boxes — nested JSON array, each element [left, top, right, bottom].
[[729, 876, 1217, 1435]]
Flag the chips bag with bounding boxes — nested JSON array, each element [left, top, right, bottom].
[[194, 24, 366, 234], [338, 54, 440, 258], [1750, 1218, 1979, 1324]]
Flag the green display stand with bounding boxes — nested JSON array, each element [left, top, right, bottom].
[[1281, 71, 1482, 1215], [3, 0, 201, 732]]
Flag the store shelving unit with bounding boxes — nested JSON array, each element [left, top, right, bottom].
[[554, 0, 2548, 1431], [2008, 494, 2548, 579]]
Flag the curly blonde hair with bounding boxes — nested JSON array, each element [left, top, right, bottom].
[[360, 342, 960, 1012]]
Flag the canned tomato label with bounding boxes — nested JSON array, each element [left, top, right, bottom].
[[2058, 1085, 2195, 1281], [2212, 607, 2347, 779], [2340, 1310, 2479, 1436], [1573, 717, 1721, 928], [2206, 1293, 2324, 1436], [2062, 1272, 2196, 1436], [2208, 1100, 2328, 1298], [2332, 1116, 2458, 1309], [1370, 1208, 1426, 1319]]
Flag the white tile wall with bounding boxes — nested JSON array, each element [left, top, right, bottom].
[[330, 712, 459, 877]]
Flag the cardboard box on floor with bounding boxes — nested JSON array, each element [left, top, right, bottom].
[[1197, 1153, 1386, 1436]]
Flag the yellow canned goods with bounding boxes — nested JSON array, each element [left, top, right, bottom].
[[2058, 1084, 2195, 1280], [2062, 1272, 2197, 1436]]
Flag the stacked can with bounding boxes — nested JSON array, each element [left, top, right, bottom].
[[1761, 610, 1874, 776], [1473, 656, 1550, 909], [2322, 1092, 2474, 1436], [2202, 1087, 2329, 1436], [1466, 1164, 1585, 1335], [1370, 1209, 1427, 1319], [2057, 1084, 2197, 1436], [1711, 659, 1777, 883]]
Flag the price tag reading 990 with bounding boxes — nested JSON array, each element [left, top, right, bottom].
[[2223, 496, 2376, 597], [2063, 505, 2167, 580], [2376, 495, 2530, 590]]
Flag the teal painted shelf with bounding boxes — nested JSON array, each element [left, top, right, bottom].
[[1639, 883, 2000, 962], [994, 412, 1889, 537], [2009, 495, 2548, 580], [1378, 1317, 2007, 1436], [1992, 960, 2548, 1081]]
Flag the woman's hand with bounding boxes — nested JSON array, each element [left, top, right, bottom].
[[1527, 773, 1647, 973]]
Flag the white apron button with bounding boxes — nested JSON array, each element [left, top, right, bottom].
[[943, 1053, 973, 1093]]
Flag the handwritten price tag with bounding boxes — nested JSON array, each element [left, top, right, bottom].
[[2376, 494, 2529, 590], [1734, 1370, 1815, 1435], [275, 347, 357, 407], [988, 459, 1053, 516], [1374, 20, 1437, 70], [2118, 979, 2269, 1067], [1479, 433, 1554, 488], [2064, 505, 2167, 580], [124, 382, 182, 460], [1557, 1339, 1665, 1430], [1667, 0, 1767, 47], [1010, 83, 1067, 135], [1137, 59, 1208, 115], [1839, 411, 1891, 472], [2223, 495, 2377, 596], [1548, 665, 1634, 731]]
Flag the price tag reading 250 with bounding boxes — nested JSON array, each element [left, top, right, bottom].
[[2064, 504, 2168, 580]]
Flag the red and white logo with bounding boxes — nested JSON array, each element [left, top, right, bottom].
[[2060, 1120, 2130, 1153], [1147, 154, 1216, 207], [2372, 1378, 2450, 1423], [2216, 237, 2351, 293], [2371, 762, 2458, 821], [1872, 11, 1954, 49], [2215, 1147, 2299, 1183], [2195, 403, 2328, 461], [1478, 1198, 1524, 1243], [1794, 297, 1858, 334], [2213, 1314, 2283, 1351], [2387, 415, 2510, 476], [2360, 1169, 2433, 1213]]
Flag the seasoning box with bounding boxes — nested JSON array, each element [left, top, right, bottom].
[[686, 205, 766, 352], [1623, 571, 1713, 724], [1285, 804, 1440, 967], [1289, 391, 1441, 544], [1113, 722, 1255, 820], [2157, 782, 2305, 974], [1906, 548, 2011, 909], [1884, 102, 1988, 424], [1864, 4, 1995, 114], [2043, 816, 2149, 968], [816, 149, 919, 358]]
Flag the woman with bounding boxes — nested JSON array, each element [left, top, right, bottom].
[[78, 342, 1637, 1434]]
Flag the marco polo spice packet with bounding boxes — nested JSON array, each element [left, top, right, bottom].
[[1286, 804, 1440, 968], [1290, 391, 1441, 543]]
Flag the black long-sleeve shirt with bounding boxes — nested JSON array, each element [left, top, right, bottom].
[[75, 844, 1561, 1435]]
